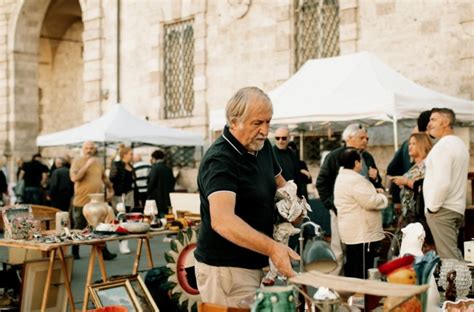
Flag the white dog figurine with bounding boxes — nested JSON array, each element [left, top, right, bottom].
[[399, 222, 440, 311]]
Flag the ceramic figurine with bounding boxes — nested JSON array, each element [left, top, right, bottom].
[[379, 255, 422, 312]]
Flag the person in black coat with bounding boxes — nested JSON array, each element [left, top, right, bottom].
[[316, 123, 382, 276], [48, 158, 74, 211], [272, 127, 301, 195], [147, 150, 175, 217]]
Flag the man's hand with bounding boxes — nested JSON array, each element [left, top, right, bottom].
[[391, 176, 408, 187], [85, 157, 97, 168], [368, 166, 378, 180], [269, 241, 300, 278], [106, 187, 114, 202]]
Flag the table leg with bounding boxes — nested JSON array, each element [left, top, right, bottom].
[[58, 247, 75, 312], [96, 244, 108, 282], [82, 245, 97, 312], [133, 238, 144, 275], [144, 238, 154, 268], [40, 248, 56, 312]]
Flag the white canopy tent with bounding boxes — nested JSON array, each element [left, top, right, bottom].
[[209, 51, 474, 147], [37, 104, 205, 147]]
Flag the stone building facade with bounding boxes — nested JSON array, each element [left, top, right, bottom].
[[0, 0, 472, 191]]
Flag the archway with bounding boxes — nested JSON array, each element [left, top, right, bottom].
[[8, 0, 84, 162], [38, 0, 84, 135]]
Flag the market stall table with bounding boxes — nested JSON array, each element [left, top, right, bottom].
[[0, 229, 175, 312]]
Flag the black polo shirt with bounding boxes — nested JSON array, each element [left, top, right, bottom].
[[195, 126, 281, 269]]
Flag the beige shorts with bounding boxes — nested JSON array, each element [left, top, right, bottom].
[[194, 260, 263, 308]]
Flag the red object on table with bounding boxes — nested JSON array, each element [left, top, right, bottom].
[[87, 305, 128, 312], [378, 255, 415, 275]]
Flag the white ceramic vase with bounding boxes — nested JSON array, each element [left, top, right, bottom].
[[83, 193, 114, 227]]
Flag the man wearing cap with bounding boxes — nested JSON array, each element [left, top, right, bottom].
[[423, 108, 469, 260]]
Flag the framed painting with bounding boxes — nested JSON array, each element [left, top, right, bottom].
[[21, 256, 74, 312], [128, 275, 159, 312], [89, 279, 142, 312]]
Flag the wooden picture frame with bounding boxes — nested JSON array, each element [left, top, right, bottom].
[[89, 279, 142, 312], [21, 256, 74, 312], [128, 275, 159, 312]]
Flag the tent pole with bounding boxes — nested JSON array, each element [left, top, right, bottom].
[[104, 142, 107, 200], [393, 117, 399, 151], [299, 131, 304, 160]]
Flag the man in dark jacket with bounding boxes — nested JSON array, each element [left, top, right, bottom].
[[48, 157, 74, 211], [147, 150, 175, 217], [272, 127, 301, 194], [19, 153, 49, 204], [316, 123, 382, 275]]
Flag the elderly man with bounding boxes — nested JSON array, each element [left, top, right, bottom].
[[194, 87, 299, 307], [316, 123, 382, 275], [424, 108, 469, 260], [272, 127, 301, 195], [70, 141, 116, 260]]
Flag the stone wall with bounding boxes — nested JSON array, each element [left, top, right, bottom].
[[0, 0, 472, 190], [38, 21, 84, 134], [357, 0, 473, 100]]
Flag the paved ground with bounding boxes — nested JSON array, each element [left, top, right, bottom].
[[0, 232, 173, 311]]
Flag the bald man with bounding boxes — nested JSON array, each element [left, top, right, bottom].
[[70, 141, 116, 260], [272, 127, 300, 194]]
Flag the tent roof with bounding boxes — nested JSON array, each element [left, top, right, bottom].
[[209, 51, 473, 130], [37, 104, 205, 147], [269, 51, 473, 124]]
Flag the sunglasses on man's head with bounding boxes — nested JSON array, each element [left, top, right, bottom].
[[275, 136, 287, 141]]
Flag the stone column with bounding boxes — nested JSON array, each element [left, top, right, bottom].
[[82, 5, 104, 121], [339, 0, 358, 55]]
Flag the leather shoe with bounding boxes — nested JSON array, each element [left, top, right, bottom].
[[102, 246, 117, 261], [72, 245, 80, 260]]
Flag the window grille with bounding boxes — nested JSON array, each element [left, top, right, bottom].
[[164, 19, 194, 119], [295, 0, 340, 69], [163, 146, 196, 168], [294, 134, 341, 165]]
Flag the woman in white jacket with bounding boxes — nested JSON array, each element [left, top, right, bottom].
[[334, 148, 388, 279]]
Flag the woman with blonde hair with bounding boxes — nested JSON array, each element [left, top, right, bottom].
[[109, 145, 136, 253], [392, 132, 433, 229]]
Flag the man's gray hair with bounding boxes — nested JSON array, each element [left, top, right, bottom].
[[342, 123, 367, 142], [225, 87, 272, 125]]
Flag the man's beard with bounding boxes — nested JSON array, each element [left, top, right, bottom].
[[248, 140, 265, 153]]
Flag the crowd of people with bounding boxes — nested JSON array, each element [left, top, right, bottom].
[[195, 86, 470, 307], [10, 143, 175, 259], [0, 86, 469, 308]]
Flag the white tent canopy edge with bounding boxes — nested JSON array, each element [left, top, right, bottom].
[[36, 104, 205, 147], [208, 51, 474, 149]]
